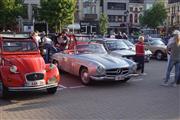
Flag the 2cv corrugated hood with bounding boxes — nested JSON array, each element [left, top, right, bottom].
[[5, 54, 46, 73]]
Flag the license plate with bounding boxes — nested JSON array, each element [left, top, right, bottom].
[[26, 80, 45, 87], [115, 76, 124, 81]]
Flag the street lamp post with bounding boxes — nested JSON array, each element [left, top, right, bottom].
[[124, 10, 129, 35], [18, 16, 22, 32]]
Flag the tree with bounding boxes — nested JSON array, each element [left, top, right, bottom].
[[139, 2, 167, 29], [39, 0, 77, 32], [0, 0, 24, 31], [99, 13, 108, 36]]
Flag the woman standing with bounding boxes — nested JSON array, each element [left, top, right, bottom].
[[135, 36, 145, 75]]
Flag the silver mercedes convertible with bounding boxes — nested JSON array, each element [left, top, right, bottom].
[[51, 43, 137, 85]]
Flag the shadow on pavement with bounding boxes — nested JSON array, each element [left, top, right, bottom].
[[0, 90, 56, 106]]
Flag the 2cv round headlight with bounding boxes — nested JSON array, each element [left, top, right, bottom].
[[10, 65, 18, 73]]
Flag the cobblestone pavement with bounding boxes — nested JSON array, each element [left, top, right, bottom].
[[0, 60, 180, 120]]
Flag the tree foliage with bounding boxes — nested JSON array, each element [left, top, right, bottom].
[[99, 13, 108, 36], [0, 0, 24, 31], [139, 2, 167, 28], [39, 0, 77, 32]]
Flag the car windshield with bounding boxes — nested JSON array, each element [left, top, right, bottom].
[[105, 40, 129, 51], [149, 38, 165, 45], [123, 40, 134, 47], [3, 41, 38, 52], [76, 44, 107, 54]]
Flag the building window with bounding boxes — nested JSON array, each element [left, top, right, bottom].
[[108, 15, 123, 22], [130, 7, 133, 12], [124, 16, 127, 22], [83, 0, 96, 14], [107, 2, 126, 10], [146, 4, 153, 10], [139, 7, 143, 11], [129, 0, 144, 3], [83, 0, 96, 2], [83, 6, 96, 14], [135, 8, 138, 12], [130, 14, 133, 23], [134, 14, 138, 23], [171, 7, 173, 14], [168, 0, 179, 4]]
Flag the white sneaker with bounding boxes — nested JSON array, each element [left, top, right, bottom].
[[140, 73, 147, 76], [161, 83, 169, 87]]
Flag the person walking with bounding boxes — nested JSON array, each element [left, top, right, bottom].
[[135, 36, 146, 75], [162, 32, 180, 87]]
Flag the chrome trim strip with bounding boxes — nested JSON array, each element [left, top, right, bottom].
[[90, 73, 136, 81], [8, 83, 58, 91]]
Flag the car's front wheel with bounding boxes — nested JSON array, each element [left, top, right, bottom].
[[47, 87, 57, 94], [80, 68, 91, 85], [0, 81, 9, 99], [145, 56, 150, 62], [155, 51, 163, 60]]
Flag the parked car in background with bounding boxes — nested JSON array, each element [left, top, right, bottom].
[[122, 39, 152, 62], [90, 38, 136, 60], [144, 38, 167, 60], [74, 34, 92, 45], [51, 43, 137, 85], [0, 33, 60, 98]]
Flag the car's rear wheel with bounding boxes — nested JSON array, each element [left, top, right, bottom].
[[0, 81, 9, 99], [47, 87, 57, 94], [155, 51, 163, 60], [80, 68, 91, 85]]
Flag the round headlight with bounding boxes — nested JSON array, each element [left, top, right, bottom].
[[96, 66, 105, 75], [10, 65, 18, 73], [49, 64, 55, 70]]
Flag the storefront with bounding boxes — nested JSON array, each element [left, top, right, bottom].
[[80, 21, 99, 34]]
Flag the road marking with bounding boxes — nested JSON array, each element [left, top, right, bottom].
[[131, 78, 144, 82], [58, 84, 67, 88], [57, 84, 85, 91], [131, 73, 140, 77], [57, 87, 65, 91], [69, 85, 85, 89]]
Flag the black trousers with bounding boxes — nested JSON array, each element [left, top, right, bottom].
[[135, 56, 145, 73]]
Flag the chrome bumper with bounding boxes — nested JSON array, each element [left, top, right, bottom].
[[90, 74, 138, 81], [8, 83, 58, 92]]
